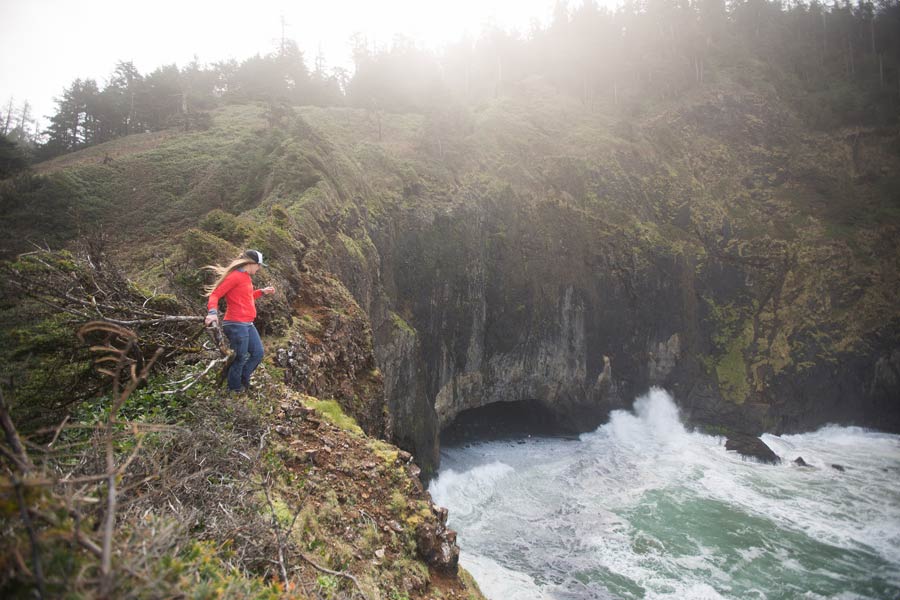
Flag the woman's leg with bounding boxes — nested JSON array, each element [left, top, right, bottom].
[[223, 323, 249, 392], [241, 324, 264, 389]]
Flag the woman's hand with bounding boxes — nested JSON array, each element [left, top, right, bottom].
[[260, 286, 276, 295], [204, 313, 218, 326]]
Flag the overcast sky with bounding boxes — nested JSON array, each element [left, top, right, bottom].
[[0, 0, 565, 131]]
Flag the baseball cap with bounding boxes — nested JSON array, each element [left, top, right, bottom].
[[244, 249, 266, 266]]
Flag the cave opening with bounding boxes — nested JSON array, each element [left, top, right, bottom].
[[440, 400, 578, 447]]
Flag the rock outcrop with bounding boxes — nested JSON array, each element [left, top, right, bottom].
[[725, 434, 781, 464]]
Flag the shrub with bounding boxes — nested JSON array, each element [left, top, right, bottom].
[[199, 209, 251, 245]]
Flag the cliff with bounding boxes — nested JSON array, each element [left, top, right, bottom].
[[3, 73, 899, 478]]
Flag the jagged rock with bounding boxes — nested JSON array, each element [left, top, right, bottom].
[[415, 521, 460, 574], [431, 504, 449, 525], [273, 276, 387, 439], [793, 456, 811, 467], [725, 434, 781, 464], [274, 425, 292, 437], [281, 404, 316, 420]]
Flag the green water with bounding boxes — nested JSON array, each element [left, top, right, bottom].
[[431, 390, 900, 599]]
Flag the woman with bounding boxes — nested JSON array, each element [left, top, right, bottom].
[[204, 250, 275, 393]]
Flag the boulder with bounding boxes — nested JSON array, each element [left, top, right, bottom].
[[415, 521, 460, 574], [725, 434, 781, 464], [793, 456, 811, 467]]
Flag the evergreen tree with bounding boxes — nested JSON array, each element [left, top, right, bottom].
[[0, 133, 29, 179]]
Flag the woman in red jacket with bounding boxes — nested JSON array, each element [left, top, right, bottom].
[[204, 250, 275, 393]]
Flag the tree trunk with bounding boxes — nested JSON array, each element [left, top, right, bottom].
[[2, 97, 13, 135], [870, 19, 875, 55], [129, 90, 135, 135], [20, 102, 32, 140], [181, 92, 189, 132], [847, 36, 854, 78]]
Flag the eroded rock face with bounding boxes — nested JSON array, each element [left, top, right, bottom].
[[274, 271, 387, 438], [415, 504, 460, 574], [297, 95, 900, 476], [359, 199, 713, 470], [649, 334, 681, 385]]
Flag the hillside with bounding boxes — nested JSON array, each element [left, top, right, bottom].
[[2, 68, 900, 595]]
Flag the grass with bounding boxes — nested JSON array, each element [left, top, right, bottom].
[[303, 396, 364, 435]]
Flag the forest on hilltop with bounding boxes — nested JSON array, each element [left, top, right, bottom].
[[2, 0, 899, 176]]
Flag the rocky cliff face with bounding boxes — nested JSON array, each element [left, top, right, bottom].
[[15, 84, 900, 477], [303, 87, 900, 473]]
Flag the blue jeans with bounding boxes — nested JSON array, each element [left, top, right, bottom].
[[222, 322, 263, 392]]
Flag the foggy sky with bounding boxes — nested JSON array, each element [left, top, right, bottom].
[[0, 0, 563, 130]]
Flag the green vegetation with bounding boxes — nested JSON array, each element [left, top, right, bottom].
[[714, 323, 755, 405], [304, 396, 364, 435]]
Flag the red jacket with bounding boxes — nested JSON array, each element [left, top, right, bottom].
[[207, 270, 263, 322]]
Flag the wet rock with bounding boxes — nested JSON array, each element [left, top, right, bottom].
[[831, 464, 846, 472], [793, 456, 811, 467], [725, 434, 781, 464]]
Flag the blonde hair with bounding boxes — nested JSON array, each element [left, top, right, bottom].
[[203, 256, 256, 296]]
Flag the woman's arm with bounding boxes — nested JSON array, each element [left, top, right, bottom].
[[205, 273, 240, 324]]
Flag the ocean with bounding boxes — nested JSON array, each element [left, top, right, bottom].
[[429, 389, 900, 600]]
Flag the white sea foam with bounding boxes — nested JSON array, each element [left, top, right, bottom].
[[428, 461, 514, 520], [429, 388, 900, 600], [461, 553, 549, 600]]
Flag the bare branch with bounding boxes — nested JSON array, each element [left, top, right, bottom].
[[260, 480, 290, 584], [300, 552, 371, 600], [159, 356, 230, 396], [1, 388, 47, 599]]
